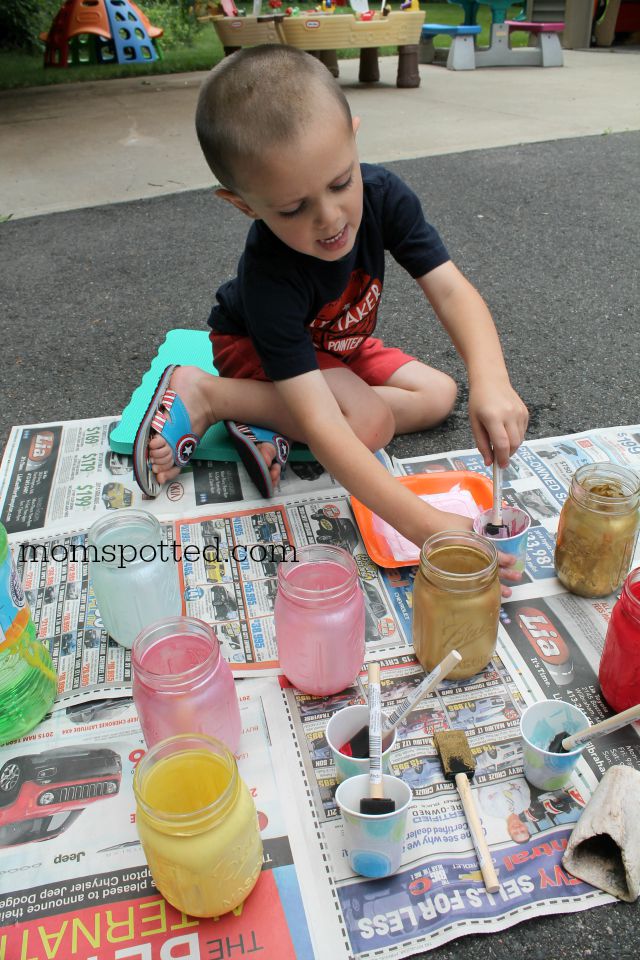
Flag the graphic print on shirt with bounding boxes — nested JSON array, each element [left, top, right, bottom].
[[309, 268, 382, 357]]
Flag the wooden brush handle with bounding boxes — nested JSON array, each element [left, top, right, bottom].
[[455, 773, 500, 894], [562, 702, 640, 751]]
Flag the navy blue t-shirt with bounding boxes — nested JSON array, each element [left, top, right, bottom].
[[208, 163, 450, 381]]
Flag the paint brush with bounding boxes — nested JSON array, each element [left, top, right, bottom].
[[484, 460, 509, 538], [360, 662, 395, 815], [434, 730, 500, 893], [339, 650, 462, 758], [547, 702, 640, 753]]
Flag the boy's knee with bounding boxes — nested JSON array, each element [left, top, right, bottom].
[[345, 395, 394, 450], [441, 374, 458, 416], [431, 374, 457, 424]]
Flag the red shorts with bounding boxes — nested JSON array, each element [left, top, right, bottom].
[[209, 332, 414, 388]]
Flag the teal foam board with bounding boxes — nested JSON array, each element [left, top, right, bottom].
[[110, 329, 314, 462]]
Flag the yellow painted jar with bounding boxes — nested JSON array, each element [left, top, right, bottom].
[[133, 734, 263, 917], [554, 463, 640, 598], [412, 531, 500, 680]]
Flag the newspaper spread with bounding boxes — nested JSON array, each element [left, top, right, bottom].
[[0, 417, 340, 536], [1, 421, 640, 960]]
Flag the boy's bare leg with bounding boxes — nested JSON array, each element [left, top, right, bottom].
[[148, 365, 395, 487], [373, 360, 457, 434]]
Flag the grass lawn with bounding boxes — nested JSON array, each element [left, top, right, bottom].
[[0, 3, 526, 90]]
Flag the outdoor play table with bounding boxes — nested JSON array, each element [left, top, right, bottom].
[[210, 11, 426, 87], [448, 0, 559, 67]]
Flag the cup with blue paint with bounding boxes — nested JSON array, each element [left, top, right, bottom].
[[335, 773, 412, 878], [520, 699, 590, 790]]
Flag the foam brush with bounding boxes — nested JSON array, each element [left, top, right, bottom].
[[548, 702, 640, 753], [434, 729, 500, 893], [359, 662, 395, 815]]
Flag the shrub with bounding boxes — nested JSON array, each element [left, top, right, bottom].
[[146, 2, 200, 49], [0, 0, 43, 51]]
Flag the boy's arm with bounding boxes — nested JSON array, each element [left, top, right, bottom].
[[417, 261, 528, 467], [274, 371, 469, 548]]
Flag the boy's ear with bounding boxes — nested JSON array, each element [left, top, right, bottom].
[[352, 115, 361, 136], [215, 188, 259, 219]]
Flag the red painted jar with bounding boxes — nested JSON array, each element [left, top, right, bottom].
[[598, 567, 640, 712]]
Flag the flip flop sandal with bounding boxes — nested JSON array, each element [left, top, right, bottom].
[[224, 421, 290, 499], [133, 364, 200, 497]]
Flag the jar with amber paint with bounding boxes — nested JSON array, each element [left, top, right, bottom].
[[412, 531, 500, 680], [133, 734, 263, 917], [554, 463, 640, 598]]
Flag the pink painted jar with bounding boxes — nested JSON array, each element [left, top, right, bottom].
[[274, 544, 365, 696], [132, 616, 241, 753]]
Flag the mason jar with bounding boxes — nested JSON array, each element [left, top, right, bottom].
[[88, 510, 181, 649], [132, 616, 241, 753], [554, 463, 640, 598], [275, 544, 365, 695], [412, 531, 500, 680], [598, 567, 640, 712], [133, 735, 263, 917]]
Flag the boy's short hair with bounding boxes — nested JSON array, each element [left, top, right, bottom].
[[195, 45, 353, 193]]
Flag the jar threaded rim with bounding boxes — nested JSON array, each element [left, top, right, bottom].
[[133, 734, 239, 832]]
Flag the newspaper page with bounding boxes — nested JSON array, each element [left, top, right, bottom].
[[10, 491, 411, 693], [1, 422, 640, 959], [268, 635, 635, 959], [0, 417, 339, 536], [0, 680, 345, 960]]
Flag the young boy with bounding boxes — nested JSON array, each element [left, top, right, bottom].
[[134, 45, 528, 578]]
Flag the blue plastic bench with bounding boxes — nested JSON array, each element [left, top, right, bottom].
[[419, 23, 481, 71]]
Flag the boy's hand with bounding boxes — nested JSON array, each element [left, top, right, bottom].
[[497, 549, 519, 599], [468, 376, 529, 468]]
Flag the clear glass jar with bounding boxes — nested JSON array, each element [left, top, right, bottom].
[[554, 464, 640, 598], [275, 544, 365, 695], [412, 530, 500, 680], [598, 567, 640, 712], [88, 510, 181, 649], [133, 734, 263, 917], [132, 616, 241, 752], [0, 523, 57, 745]]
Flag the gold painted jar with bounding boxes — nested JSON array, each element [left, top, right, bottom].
[[412, 531, 500, 680], [554, 463, 640, 598], [133, 734, 263, 917]]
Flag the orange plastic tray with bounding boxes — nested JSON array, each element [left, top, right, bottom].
[[350, 470, 494, 568]]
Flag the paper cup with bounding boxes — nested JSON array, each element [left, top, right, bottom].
[[474, 506, 531, 577], [326, 704, 397, 783], [520, 700, 590, 790], [335, 774, 412, 878]]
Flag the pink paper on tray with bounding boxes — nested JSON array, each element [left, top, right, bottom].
[[371, 485, 483, 563]]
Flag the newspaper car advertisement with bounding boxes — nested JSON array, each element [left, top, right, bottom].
[[0, 685, 324, 960], [12, 524, 177, 705], [177, 506, 293, 674]]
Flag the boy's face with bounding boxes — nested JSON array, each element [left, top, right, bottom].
[[218, 108, 363, 262]]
